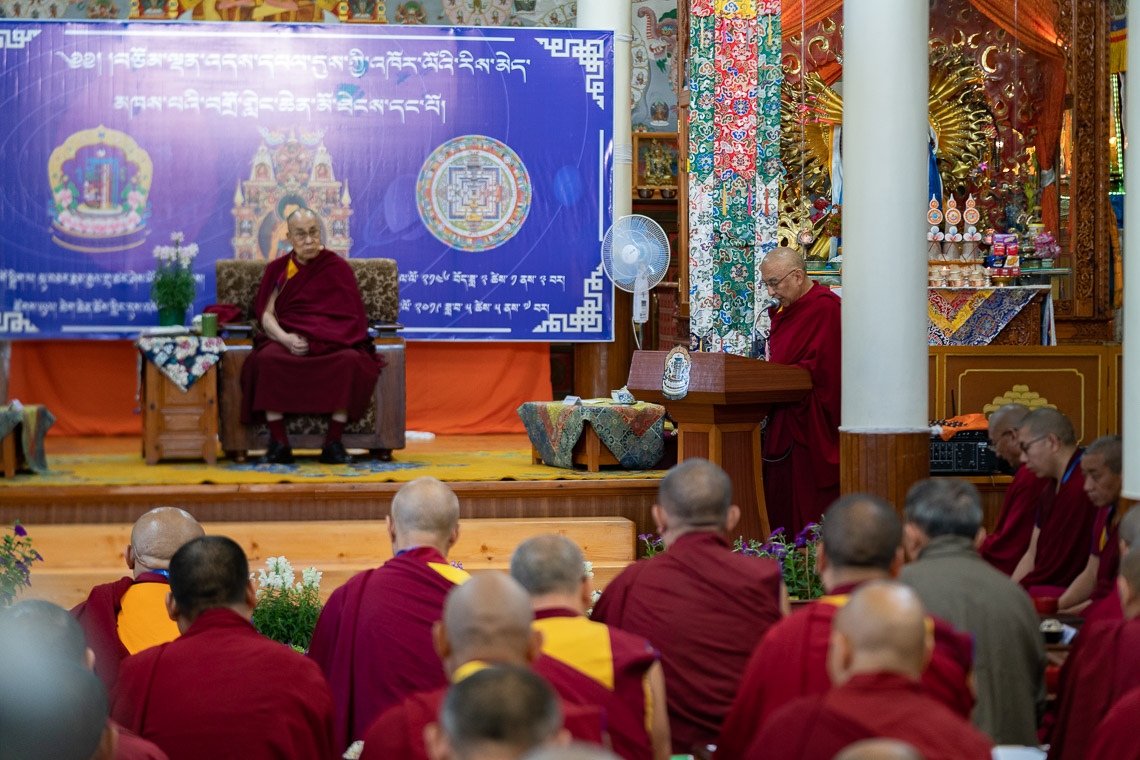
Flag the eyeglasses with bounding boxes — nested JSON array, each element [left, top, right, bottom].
[[1018, 435, 1049, 454], [986, 429, 1015, 452], [761, 269, 799, 290], [289, 227, 321, 241]]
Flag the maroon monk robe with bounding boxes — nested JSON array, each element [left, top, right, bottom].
[[590, 532, 783, 755], [1021, 451, 1098, 590], [112, 721, 169, 760], [1089, 505, 1121, 604], [240, 249, 381, 424], [980, 466, 1051, 575], [715, 585, 975, 760], [307, 546, 467, 750], [745, 673, 993, 760], [1087, 685, 1140, 758], [358, 680, 606, 760], [1047, 618, 1140, 760], [763, 282, 842, 534], [112, 608, 337, 760], [71, 572, 170, 693], [532, 609, 657, 760]]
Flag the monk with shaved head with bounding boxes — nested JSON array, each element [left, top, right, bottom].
[[758, 246, 842, 535], [716, 495, 975, 759], [1012, 408, 1098, 592], [979, 404, 1050, 573], [308, 476, 471, 751], [748, 582, 992, 760], [360, 572, 605, 760], [72, 506, 203, 692], [831, 739, 923, 760]]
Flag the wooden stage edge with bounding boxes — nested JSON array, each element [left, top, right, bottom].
[[0, 435, 661, 535]]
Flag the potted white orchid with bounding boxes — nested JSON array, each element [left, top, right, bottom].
[[250, 556, 323, 652], [150, 232, 198, 326]]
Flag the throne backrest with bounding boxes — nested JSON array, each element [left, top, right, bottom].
[[214, 257, 400, 324]]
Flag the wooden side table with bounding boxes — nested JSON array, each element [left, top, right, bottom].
[[141, 360, 218, 465]]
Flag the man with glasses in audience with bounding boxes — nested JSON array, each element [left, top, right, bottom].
[[1010, 407, 1097, 593], [240, 208, 381, 465], [758, 246, 842, 533], [978, 404, 1050, 575]]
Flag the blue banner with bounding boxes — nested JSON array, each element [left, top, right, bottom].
[[0, 21, 614, 340]]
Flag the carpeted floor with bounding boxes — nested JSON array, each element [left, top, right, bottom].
[[0, 446, 666, 487]]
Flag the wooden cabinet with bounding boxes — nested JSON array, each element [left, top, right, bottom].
[[141, 360, 217, 465]]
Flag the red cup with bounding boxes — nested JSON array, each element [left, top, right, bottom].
[[1034, 597, 1059, 615]]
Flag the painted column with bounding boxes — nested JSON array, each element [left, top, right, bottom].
[[574, 0, 634, 397], [1123, 0, 1140, 501], [839, 0, 931, 506]]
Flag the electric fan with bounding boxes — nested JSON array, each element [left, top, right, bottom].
[[600, 214, 671, 349]]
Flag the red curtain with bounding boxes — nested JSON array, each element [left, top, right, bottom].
[[964, 1, 1066, 236]]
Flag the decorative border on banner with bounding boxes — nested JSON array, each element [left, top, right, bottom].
[[535, 37, 606, 110], [533, 264, 606, 334], [0, 311, 40, 333], [0, 28, 40, 49]]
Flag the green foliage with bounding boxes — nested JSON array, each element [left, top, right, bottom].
[[1, 521, 44, 607], [150, 232, 198, 312], [250, 557, 323, 652]]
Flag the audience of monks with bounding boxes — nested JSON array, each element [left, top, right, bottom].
[[308, 476, 470, 749], [21, 428, 1140, 760]]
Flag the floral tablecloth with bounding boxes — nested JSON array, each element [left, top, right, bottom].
[[0, 403, 55, 473], [518, 399, 666, 470], [928, 286, 1052, 346], [136, 336, 225, 391]]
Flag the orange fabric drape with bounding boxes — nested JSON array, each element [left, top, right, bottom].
[[779, 0, 842, 36], [967, 0, 1067, 236], [8, 341, 551, 437]]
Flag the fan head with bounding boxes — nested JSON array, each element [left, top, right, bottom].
[[601, 214, 671, 292]]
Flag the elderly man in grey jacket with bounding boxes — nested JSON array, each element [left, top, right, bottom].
[[900, 478, 1045, 746]]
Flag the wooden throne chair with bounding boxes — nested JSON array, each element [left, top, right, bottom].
[[214, 258, 406, 462]]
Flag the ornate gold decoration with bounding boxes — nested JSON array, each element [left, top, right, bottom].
[[983, 384, 1055, 415]]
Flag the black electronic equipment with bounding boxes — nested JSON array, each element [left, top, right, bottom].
[[929, 430, 1004, 475]]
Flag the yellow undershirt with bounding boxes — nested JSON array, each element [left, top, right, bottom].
[[117, 582, 181, 655]]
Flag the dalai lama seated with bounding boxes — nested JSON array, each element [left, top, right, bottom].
[[240, 208, 382, 465]]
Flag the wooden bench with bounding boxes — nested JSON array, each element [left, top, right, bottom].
[[18, 517, 637, 608]]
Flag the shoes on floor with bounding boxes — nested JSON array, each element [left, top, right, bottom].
[[256, 439, 294, 465], [319, 439, 354, 465]]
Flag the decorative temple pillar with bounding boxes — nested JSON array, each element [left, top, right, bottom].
[[1123, 0, 1139, 504], [574, 0, 633, 399], [838, 0, 930, 507]]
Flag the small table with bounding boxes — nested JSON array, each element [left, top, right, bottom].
[[138, 336, 223, 465], [518, 399, 667, 472]]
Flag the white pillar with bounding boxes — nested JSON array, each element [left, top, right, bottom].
[[841, 0, 930, 433], [578, 0, 632, 220], [1123, 1, 1140, 499]]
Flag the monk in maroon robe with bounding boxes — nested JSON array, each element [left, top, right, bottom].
[[307, 477, 470, 751], [1083, 506, 1140, 623], [978, 404, 1050, 574], [510, 534, 669, 760], [591, 459, 787, 756], [1087, 686, 1140, 758], [759, 247, 842, 534], [716, 495, 975, 760], [111, 536, 337, 760], [746, 582, 992, 760], [240, 208, 381, 465], [1047, 548, 1140, 760], [71, 507, 203, 692], [359, 573, 606, 760], [0, 600, 169, 760], [1011, 409, 1098, 591]]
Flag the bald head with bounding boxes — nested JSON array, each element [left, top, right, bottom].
[[285, 207, 319, 228], [1085, 435, 1122, 475], [657, 458, 734, 528], [988, 403, 1030, 432], [1120, 507, 1140, 550], [987, 404, 1030, 466], [830, 581, 930, 683], [511, 535, 586, 599], [391, 477, 461, 550], [523, 745, 622, 760], [821, 494, 902, 572], [0, 600, 87, 666], [439, 572, 536, 670], [1019, 407, 1076, 447], [129, 507, 203, 574], [832, 739, 924, 760], [762, 246, 806, 272], [759, 247, 812, 307]]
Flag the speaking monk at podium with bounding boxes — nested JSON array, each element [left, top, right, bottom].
[[759, 247, 842, 533]]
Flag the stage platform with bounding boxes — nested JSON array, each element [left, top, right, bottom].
[[0, 435, 663, 533]]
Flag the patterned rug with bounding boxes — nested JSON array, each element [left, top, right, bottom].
[[0, 447, 665, 487]]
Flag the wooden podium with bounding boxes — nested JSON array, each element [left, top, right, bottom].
[[627, 350, 811, 540]]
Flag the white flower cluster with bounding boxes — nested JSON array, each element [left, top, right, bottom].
[[153, 231, 199, 266], [583, 560, 594, 579], [253, 555, 322, 591]]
